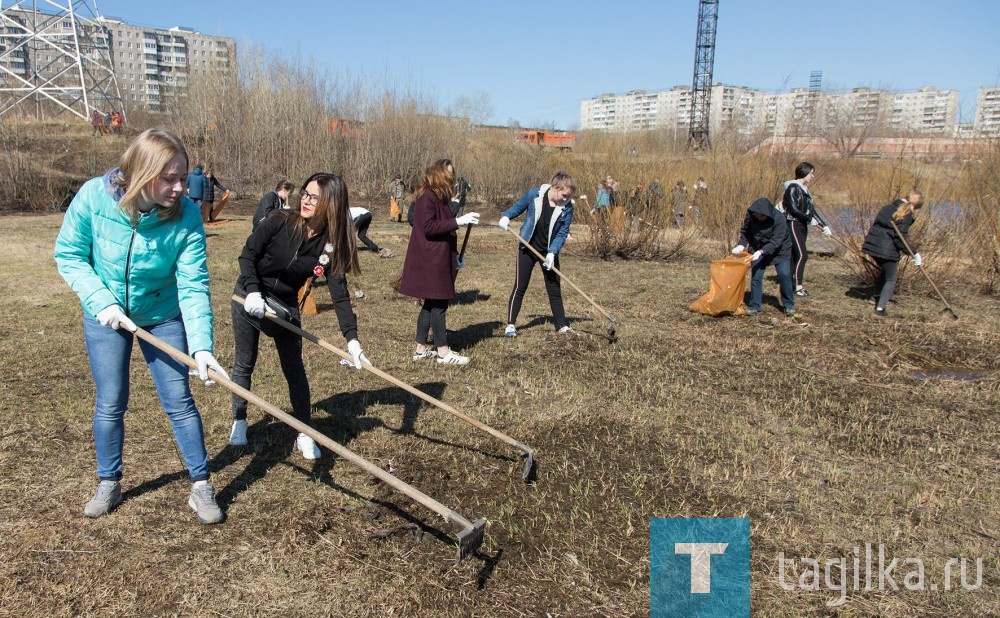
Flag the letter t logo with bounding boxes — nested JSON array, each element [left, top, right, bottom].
[[675, 543, 729, 593]]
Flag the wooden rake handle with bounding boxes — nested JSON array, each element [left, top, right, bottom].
[[131, 325, 478, 531], [231, 295, 534, 460], [503, 227, 618, 326], [888, 219, 958, 319]]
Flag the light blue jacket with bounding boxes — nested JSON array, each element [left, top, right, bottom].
[[54, 171, 215, 354], [502, 184, 574, 255]]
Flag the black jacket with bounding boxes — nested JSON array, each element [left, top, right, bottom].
[[862, 200, 915, 262], [236, 213, 358, 341], [739, 198, 791, 262], [253, 191, 286, 230], [782, 181, 826, 226]]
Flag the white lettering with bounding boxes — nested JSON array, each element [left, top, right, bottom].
[[675, 542, 728, 593]]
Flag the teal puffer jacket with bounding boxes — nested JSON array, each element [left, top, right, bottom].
[[54, 171, 215, 355]]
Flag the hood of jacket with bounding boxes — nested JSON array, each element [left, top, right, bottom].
[[784, 179, 810, 194], [748, 197, 777, 219], [191, 165, 203, 176]]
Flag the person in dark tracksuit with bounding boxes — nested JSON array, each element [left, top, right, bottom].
[[732, 197, 795, 317], [861, 191, 925, 317], [782, 162, 832, 298], [498, 171, 577, 337], [253, 181, 295, 230]]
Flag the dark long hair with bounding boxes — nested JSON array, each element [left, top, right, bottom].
[[284, 172, 359, 276]]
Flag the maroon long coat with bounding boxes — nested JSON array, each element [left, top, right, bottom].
[[399, 189, 459, 300]]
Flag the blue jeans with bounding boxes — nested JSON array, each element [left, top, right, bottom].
[[83, 314, 210, 483], [749, 256, 795, 311]]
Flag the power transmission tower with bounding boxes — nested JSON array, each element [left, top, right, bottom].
[[688, 0, 719, 150], [0, 0, 123, 120]]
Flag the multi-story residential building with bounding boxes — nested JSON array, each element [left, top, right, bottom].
[[581, 85, 960, 138], [99, 16, 235, 112], [0, 6, 235, 114], [974, 86, 1000, 136]]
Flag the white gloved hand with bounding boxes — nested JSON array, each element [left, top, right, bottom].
[[498, 216, 510, 231], [822, 225, 833, 237], [731, 244, 745, 255], [543, 253, 555, 270], [193, 351, 228, 385], [243, 292, 266, 318], [346, 339, 368, 370], [912, 252, 922, 267], [95, 305, 137, 331], [810, 217, 820, 227], [751, 250, 763, 263], [456, 255, 465, 269], [455, 212, 480, 226]]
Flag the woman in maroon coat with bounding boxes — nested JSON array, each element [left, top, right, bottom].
[[399, 159, 480, 365]]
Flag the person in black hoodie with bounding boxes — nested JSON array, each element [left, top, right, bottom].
[[782, 162, 832, 298], [229, 172, 370, 459], [732, 197, 795, 316], [861, 191, 924, 317], [252, 181, 295, 230]]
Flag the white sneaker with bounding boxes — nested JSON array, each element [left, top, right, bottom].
[[229, 419, 248, 446], [504, 324, 517, 338], [557, 326, 576, 334], [436, 351, 470, 365], [295, 433, 321, 460]]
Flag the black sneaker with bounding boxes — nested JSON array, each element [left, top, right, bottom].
[[874, 307, 888, 317], [795, 289, 810, 298]]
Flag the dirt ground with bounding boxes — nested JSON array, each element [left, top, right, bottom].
[[0, 200, 998, 617]]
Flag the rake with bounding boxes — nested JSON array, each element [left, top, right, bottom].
[[233, 295, 538, 481], [132, 326, 486, 564], [503, 227, 619, 341], [889, 219, 959, 320]]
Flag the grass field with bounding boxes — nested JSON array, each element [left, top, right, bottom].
[[1, 199, 998, 617]]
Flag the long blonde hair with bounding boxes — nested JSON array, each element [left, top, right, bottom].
[[113, 128, 189, 225], [893, 190, 924, 221]]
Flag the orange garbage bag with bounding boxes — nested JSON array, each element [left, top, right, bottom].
[[389, 196, 401, 219], [689, 253, 753, 316]]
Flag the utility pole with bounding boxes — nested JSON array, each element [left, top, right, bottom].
[[689, 0, 719, 150]]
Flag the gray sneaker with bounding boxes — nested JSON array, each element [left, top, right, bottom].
[[84, 480, 122, 518], [188, 481, 223, 524]]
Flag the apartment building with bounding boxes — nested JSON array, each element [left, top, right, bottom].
[[0, 7, 235, 114], [975, 86, 1000, 136], [581, 85, 959, 137]]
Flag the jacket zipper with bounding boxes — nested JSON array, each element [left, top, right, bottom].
[[124, 227, 137, 316]]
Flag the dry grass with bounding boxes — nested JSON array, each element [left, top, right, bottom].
[[1, 200, 998, 616]]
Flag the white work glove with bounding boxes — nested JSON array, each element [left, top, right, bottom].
[[751, 250, 763, 263], [193, 351, 229, 385], [455, 212, 480, 226], [346, 339, 369, 369], [810, 217, 820, 227], [822, 225, 833, 237], [543, 253, 555, 270], [456, 255, 465, 269], [498, 216, 510, 231], [243, 292, 266, 318], [95, 305, 137, 331], [912, 252, 923, 267], [731, 244, 745, 255]]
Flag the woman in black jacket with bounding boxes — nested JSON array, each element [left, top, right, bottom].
[[229, 172, 369, 459], [782, 162, 832, 297], [861, 191, 924, 317]]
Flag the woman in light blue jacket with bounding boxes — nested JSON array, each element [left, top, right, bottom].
[[498, 171, 576, 337], [54, 129, 228, 525]]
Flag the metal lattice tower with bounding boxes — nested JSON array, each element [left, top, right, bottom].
[[0, 0, 123, 120], [688, 0, 719, 149]]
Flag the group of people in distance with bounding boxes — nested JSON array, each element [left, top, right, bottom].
[[53, 129, 578, 525], [732, 161, 924, 317]]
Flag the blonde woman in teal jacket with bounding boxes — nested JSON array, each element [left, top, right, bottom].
[[54, 129, 228, 525]]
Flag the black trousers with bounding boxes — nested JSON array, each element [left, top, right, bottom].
[[416, 298, 449, 348], [506, 246, 568, 330], [789, 218, 809, 288], [353, 212, 380, 253], [874, 258, 899, 310]]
